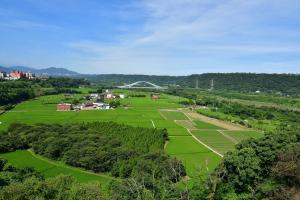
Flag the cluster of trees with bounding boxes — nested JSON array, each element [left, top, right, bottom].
[[34, 77, 89, 88], [109, 100, 121, 108], [1, 127, 299, 199], [211, 128, 300, 199], [0, 122, 187, 198], [0, 159, 106, 199], [0, 77, 90, 107], [0, 81, 35, 106], [0, 157, 196, 200]]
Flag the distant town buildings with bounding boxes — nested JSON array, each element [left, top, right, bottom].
[[57, 102, 110, 112], [0, 70, 35, 80]]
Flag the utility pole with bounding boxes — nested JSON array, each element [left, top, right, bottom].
[[195, 78, 199, 89]]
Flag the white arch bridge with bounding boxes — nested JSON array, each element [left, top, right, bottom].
[[117, 81, 166, 89]]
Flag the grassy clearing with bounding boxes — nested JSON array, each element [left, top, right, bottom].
[[223, 130, 263, 142], [0, 150, 113, 184], [191, 130, 235, 155]]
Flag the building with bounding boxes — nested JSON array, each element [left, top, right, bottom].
[[80, 102, 96, 110], [10, 70, 26, 79], [119, 94, 125, 99], [57, 103, 73, 111], [90, 93, 99, 99], [24, 72, 34, 79], [106, 93, 114, 99], [151, 94, 160, 100], [0, 71, 6, 79], [93, 103, 110, 110]]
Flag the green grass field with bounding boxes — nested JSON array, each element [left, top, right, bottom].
[[191, 130, 236, 154], [191, 130, 263, 155], [166, 136, 222, 176], [0, 150, 113, 184], [0, 90, 263, 182]]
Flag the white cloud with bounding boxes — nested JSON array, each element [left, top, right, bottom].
[[67, 0, 300, 74]]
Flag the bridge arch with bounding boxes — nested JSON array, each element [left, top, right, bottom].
[[117, 81, 164, 89]]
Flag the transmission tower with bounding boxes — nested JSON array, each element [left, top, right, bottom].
[[209, 79, 214, 91]]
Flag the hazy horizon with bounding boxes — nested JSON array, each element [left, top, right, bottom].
[[1, 0, 300, 75]]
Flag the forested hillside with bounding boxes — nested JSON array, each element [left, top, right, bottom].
[[83, 73, 300, 95]]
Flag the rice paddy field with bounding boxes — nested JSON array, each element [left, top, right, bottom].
[[0, 89, 263, 183]]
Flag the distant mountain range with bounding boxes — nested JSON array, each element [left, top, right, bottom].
[[0, 66, 79, 76]]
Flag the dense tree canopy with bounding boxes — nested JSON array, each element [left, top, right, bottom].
[[0, 78, 89, 106], [0, 122, 186, 198], [0, 81, 35, 106], [211, 128, 300, 199]]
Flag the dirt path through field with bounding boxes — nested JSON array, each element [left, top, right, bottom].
[[184, 112, 246, 131]]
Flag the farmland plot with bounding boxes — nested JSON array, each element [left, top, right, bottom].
[[191, 130, 236, 155], [166, 136, 221, 176]]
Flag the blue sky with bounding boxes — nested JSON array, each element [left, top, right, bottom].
[[0, 0, 300, 75]]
